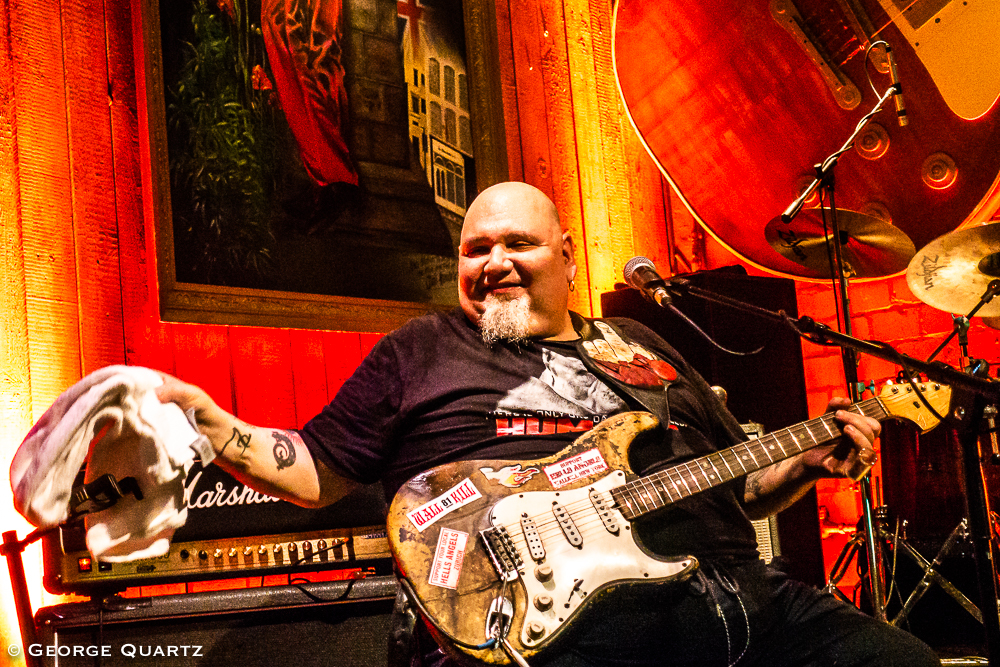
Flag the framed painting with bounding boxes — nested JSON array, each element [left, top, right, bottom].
[[133, 0, 508, 332]]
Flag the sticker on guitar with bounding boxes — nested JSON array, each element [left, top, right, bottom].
[[544, 448, 608, 488], [405, 477, 483, 532], [428, 527, 469, 589]]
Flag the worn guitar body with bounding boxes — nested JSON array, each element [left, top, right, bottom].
[[389, 383, 951, 664], [388, 412, 695, 664]]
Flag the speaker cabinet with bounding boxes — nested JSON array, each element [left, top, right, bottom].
[[601, 268, 824, 586], [33, 576, 398, 666]]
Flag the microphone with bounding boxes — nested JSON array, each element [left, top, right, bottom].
[[885, 44, 908, 127], [623, 256, 672, 306]]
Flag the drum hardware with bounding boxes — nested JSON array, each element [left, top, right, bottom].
[[905, 224, 1000, 320], [764, 208, 915, 279], [3, 474, 141, 667], [824, 511, 984, 628], [775, 44, 907, 623]]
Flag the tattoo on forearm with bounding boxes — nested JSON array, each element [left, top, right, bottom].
[[272, 430, 297, 470], [746, 472, 763, 498], [220, 427, 252, 458]]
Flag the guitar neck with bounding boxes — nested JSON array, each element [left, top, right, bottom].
[[611, 397, 888, 520]]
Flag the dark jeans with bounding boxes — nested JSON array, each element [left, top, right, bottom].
[[417, 560, 940, 667], [534, 561, 940, 667]]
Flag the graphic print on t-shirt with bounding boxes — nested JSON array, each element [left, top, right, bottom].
[[491, 349, 626, 437]]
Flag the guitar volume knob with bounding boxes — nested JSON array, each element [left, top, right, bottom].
[[534, 594, 553, 611], [534, 564, 553, 582], [526, 621, 546, 640]]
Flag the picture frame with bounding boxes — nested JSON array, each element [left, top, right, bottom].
[[133, 0, 508, 332]]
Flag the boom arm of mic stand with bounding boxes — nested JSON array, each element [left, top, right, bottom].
[[671, 281, 1000, 658]]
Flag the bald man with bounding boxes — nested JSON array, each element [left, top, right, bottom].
[[157, 182, 938, 667]]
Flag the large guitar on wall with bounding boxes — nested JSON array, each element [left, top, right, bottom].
[[388, 382, 951, 664], [612, 0, 1000, 280]]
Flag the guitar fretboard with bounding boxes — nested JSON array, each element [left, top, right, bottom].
[[610, 398, 888, 521]]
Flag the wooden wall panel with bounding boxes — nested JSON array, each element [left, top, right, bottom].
[[171, 322, 234, 414], [493, 0, 522, 183], [229, 327, 297, 428], [63, 0, 126, 375], [507, 0, 553, 200], [289, 329, 329, 428], [323, 331, 363, 400], [13, 0, 81, 418]]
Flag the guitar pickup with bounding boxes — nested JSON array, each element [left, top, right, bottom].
[[590, 489, 620, 535], [520, 514, 546, 561], [552, 501, 583, 548]]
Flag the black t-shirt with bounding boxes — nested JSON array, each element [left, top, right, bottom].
[[297, 308, 760, 562]]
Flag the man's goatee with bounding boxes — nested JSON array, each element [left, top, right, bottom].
[[479, 293, 531, 345]]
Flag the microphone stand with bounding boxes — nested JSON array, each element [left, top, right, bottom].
[[1, 474, 143, 667], [660, 277, 1000, 664], [779, 82, 899, 624]]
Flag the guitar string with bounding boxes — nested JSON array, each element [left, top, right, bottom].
[[498, 395, 926, 564], [492, 398, 892, 537]]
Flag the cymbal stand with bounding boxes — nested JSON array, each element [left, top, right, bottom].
[[890, 518, 983, 628], [779, 80, 899, 624], [925, 279, 1000, 370]]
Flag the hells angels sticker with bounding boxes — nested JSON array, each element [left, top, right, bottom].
[[428, 527, 469, 589], [406, 478, 483, 532], [544, 448, 608, 488]]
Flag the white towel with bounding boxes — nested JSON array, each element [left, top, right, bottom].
[[9, 365, 214, 562]]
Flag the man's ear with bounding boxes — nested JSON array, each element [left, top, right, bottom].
[[562, 232, 577, 279]]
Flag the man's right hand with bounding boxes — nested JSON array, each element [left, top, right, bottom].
[[152, 372, 356, 509]]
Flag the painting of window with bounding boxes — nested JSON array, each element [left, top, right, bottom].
[[155, 0, 479, 310]]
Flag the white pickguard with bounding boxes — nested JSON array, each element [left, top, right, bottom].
[[489, 470, 696, 649]]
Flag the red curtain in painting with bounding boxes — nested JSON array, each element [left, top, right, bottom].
[[262, 0, 358, 186]]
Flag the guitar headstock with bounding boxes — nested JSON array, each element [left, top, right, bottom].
[[879, 381, 952, 433]]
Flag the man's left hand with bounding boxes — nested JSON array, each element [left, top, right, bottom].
[[797, 396, 880, 480]]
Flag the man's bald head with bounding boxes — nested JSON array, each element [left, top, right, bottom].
[[461, 182, 562, 244], [458, 182, 577, 342]]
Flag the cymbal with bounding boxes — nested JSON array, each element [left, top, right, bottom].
[[764, 208, 916, 279], [906, 223, 1000, 317]]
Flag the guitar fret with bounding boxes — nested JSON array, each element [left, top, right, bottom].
[[642, 477, 666, 507], [703, 457, 723, 484], [788, 428, 801, 452], [686, 463, 704, 491], [653, 473, 676, 502], [601, 390, 944, 523]]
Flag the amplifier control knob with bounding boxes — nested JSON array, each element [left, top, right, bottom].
[[317, 539, 328, 561], [213, 549, 223, 559], [198, 550, 208, 561], [180, 550, 190, 560], [534, 594, 553, 611], [274, 544, 283, 562], [287, 542, 298, 556], [258, 545, 268, 564], [243, 546, 253, 557], [302, 541, 314, 561], [228, 548, 238, 558]]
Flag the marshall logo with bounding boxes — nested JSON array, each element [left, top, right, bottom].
[[918, 254, 941, 290], [183, 468, 281, 510], [480, 464, 540, 488]]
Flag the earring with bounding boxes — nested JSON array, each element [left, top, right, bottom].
[[569, 280, 576, 292]]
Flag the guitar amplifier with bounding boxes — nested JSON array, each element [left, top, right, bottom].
[[42, 464, 392, 595]]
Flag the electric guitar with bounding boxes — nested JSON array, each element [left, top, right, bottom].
[[612, 0, 1000, 280], [388, 382, 951, 664]]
